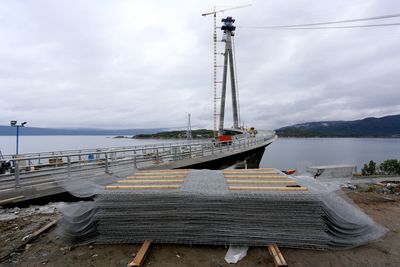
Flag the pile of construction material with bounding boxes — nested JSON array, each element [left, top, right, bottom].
[[57, 169, 386, 249]]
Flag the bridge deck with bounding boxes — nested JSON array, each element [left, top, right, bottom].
[[0, 133, 276, 204]]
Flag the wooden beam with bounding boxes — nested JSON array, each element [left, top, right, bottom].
[[105, 185, 181, 190], [127, 175, 186, 179], [0, 196, 24, 206], [117, 179, 184, 184], [268, 245, 287, 267], [128, 240, 152, 267], [229, 186, 308, 191], [32, 219, 58, 238], [226, 179, 297, 185], [223, 171, 280, 174], [134, 172, 188, 175], [136, 169, 189, 173], [224, 175, 288, 179]]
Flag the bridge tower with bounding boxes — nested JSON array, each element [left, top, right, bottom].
[[219, 17, 239, 134]]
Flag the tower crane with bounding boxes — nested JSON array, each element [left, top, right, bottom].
[[202, 4, 251, 136]]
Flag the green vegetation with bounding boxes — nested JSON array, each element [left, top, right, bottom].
[[134, 129, 214, 139], [276, 114, 400, 137], [361, 159, 400, 176]]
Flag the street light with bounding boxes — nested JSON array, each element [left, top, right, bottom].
[[10, 120, 27, 155]]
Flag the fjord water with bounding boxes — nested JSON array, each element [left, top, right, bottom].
[[261, 137, 400, 172], [1, 136, 399, 171]]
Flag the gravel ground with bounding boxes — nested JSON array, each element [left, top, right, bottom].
[[0, 191, 399, 267]]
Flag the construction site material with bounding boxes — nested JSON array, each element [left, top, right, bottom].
[[268, 244, 287, 267], [224, 245, 248, 264], [56, 169, 386, 250], [0, 195, 24, 206], [307, 165, 356, 181], [128, 240, 152, 267]]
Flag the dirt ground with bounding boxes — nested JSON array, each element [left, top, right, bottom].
[[1, 191, 399, 267]]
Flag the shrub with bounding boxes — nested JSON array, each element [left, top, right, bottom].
[[361, 160, 377, 176], [379, 159, 400, 175]]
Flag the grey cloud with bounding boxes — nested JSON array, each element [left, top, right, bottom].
[[1, 0, 400, 130]]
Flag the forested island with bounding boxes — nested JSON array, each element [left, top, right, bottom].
[[134, 129, 214, 139]]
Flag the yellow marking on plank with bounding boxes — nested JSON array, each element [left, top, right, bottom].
[[134, 172, 188, 176], [228, 186, 308, 191], [137, 169, 188, 173], [127, 175, 186, 179], [223, 171, 280, 174], [226, 179, 297, 185], [117, 179, 184, 184], [105, 185, 181, 190], [224, 175, 288, 179]]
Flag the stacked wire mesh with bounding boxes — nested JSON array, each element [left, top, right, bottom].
[[96, 169, 330, 248], [57, 168, 386, 249]]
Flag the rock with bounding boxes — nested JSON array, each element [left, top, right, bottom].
[[131, 252, 136, 257], [92, 254, 98, 258], [25, 244, 32, 250], [89, 245, 93, 249], [22, 234, 32, 241], [42, 260, 48, 265]]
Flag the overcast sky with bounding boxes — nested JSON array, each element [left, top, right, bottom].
[[1, 0, 400, 130]]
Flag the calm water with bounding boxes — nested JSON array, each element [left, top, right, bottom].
[[1, 136, 399, 171], [261, 137, 400, 172]]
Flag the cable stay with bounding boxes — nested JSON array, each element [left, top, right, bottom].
[[237, 12, 400, 30], [239, 22, 400, 30]]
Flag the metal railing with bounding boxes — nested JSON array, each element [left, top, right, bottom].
[[1, 132, 276, 189]]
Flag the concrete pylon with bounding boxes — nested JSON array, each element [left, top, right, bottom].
[[219, 17, 239, 134]]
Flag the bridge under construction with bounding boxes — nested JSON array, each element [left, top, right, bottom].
[[0, 132, 276, 204]]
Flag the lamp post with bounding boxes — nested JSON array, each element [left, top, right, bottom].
[[10, 120, 27, 155]]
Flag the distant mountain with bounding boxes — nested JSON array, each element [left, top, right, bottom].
[[275, 114, 400, 137], [0, 125, 166, 136]]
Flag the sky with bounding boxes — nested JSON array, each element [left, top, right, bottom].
[[1, 0, 400, 130]]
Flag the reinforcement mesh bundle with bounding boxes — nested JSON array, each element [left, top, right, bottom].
[[56, 169, 386, 249]]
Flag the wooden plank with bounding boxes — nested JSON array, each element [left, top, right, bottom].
[[0, 196, 24, 206], [127, 175, 186, 179], [128, 240, 152, 267], [224, 175, 288, 179], [117, 179, 184, 184], [0, 218, 58, 261], [32, 219, 58, 238], [223, 171, 280, 174], [134, 172, 188, 175], [136, 169, 189, 173], [226, 179, 297, 185], [105, 185, 181, 190], [229, 186, 308, 191], [268, 245, 287, 267]]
